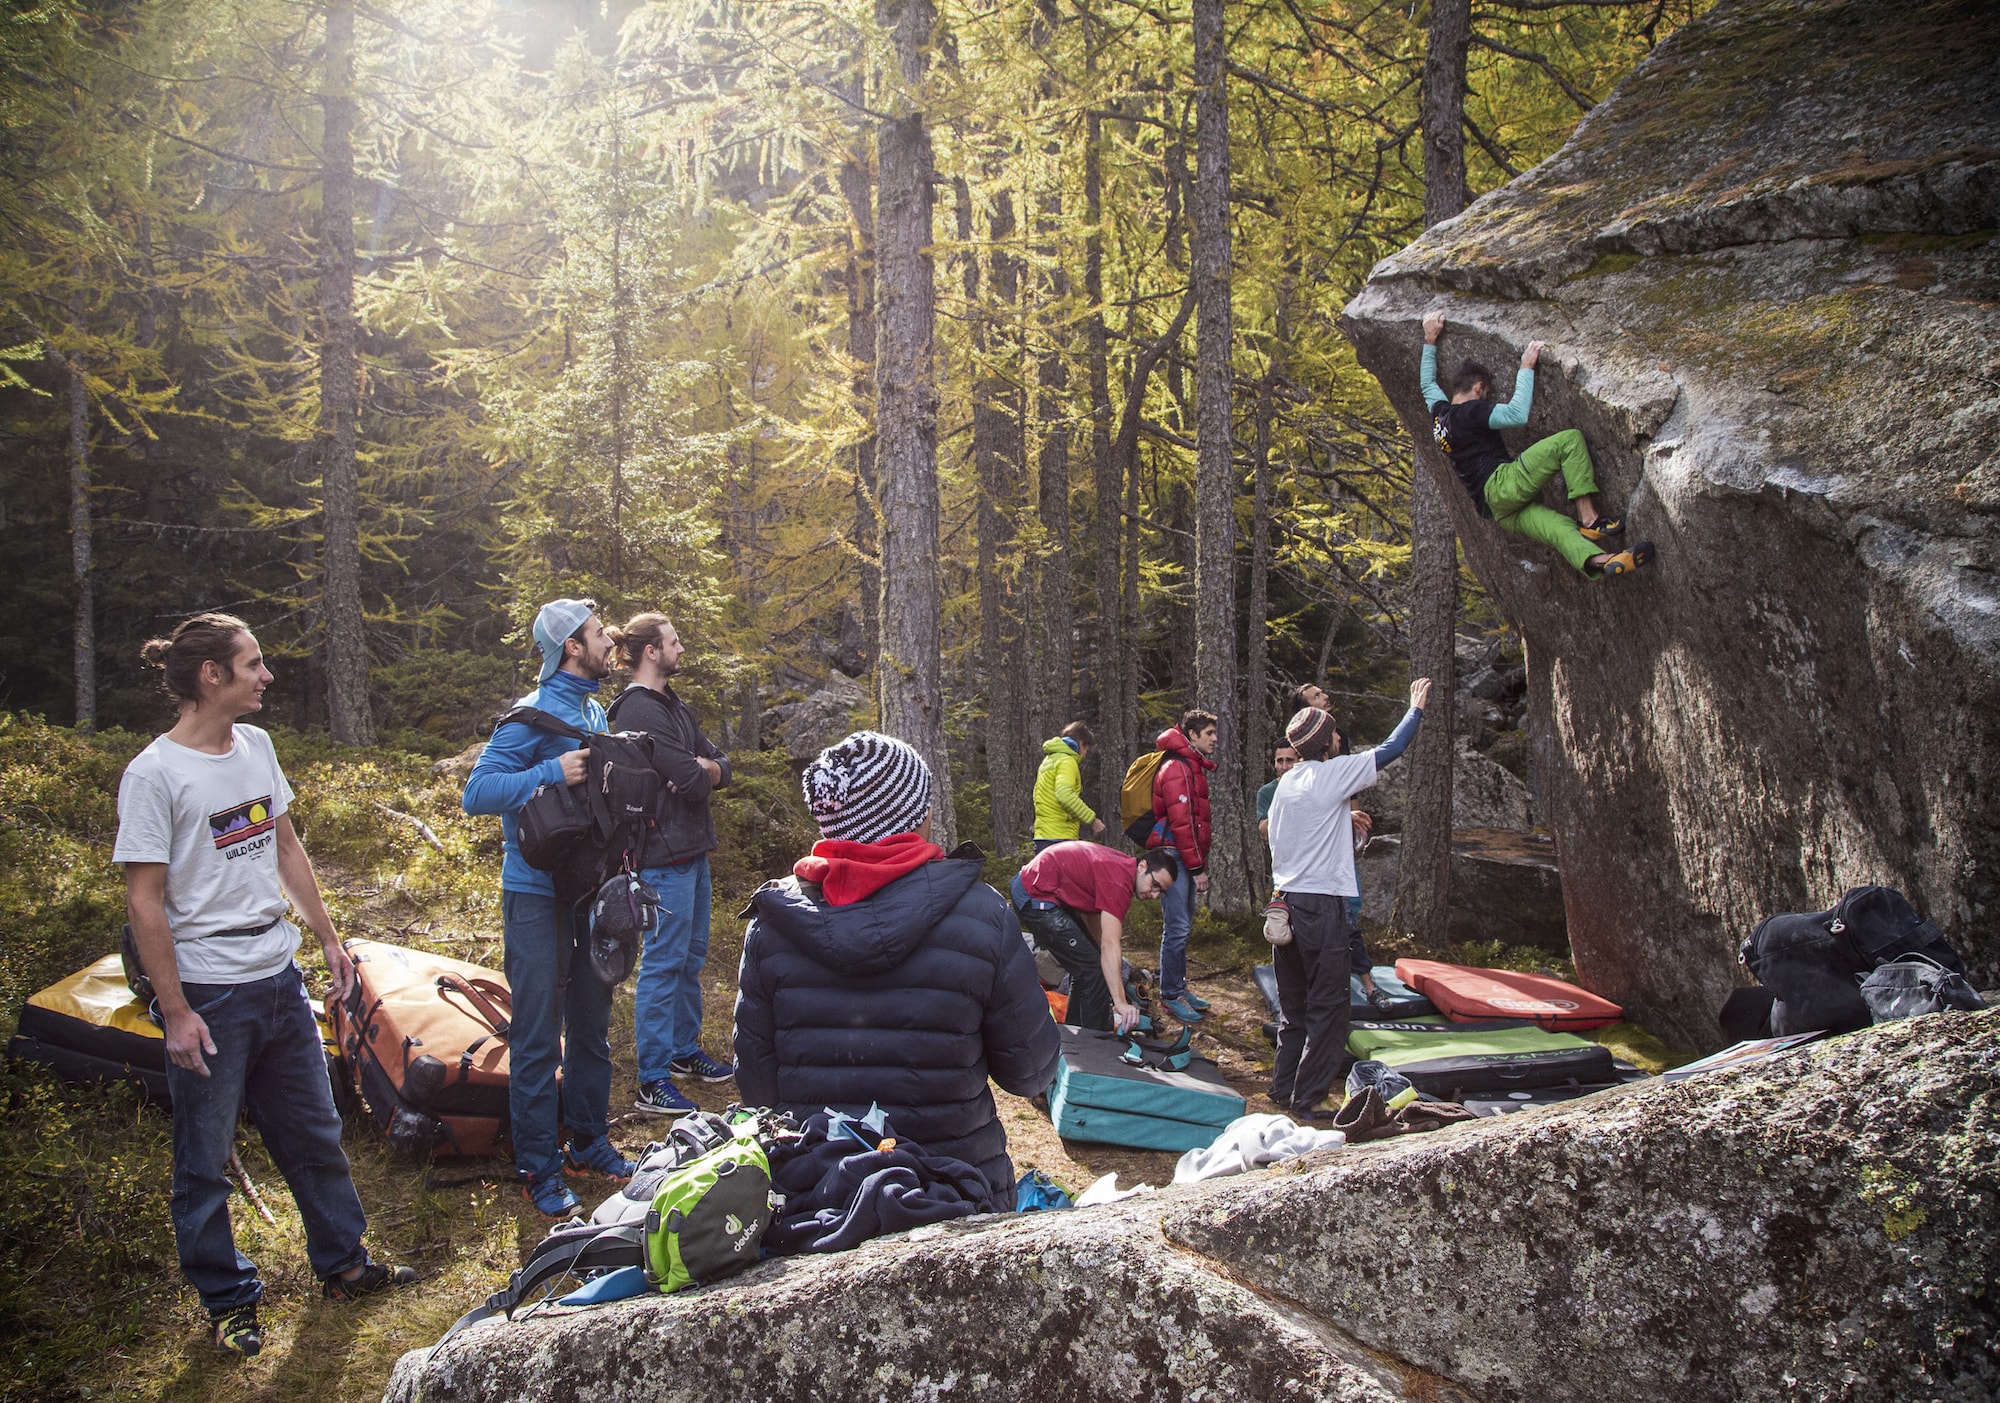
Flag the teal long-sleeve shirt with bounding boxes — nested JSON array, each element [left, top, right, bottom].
[[1421, 343, 1534, 429], [462, 669, 607, 897]]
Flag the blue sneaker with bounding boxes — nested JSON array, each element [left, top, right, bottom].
[[1162, 995, 1205, 1024], [1182, 990, 1211, 1011], [564, 1136, 636, 1182], [670, 1049, 735, 1083], [634, 1079, 696, 1117], [521, 1172, 581, 1219]]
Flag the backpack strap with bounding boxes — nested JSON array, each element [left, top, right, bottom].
[[433, 1220, 647, 1351], [493, 706, 587, 742]]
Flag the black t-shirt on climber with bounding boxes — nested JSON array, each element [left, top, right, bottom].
[[1430, 398, 1509, 518]]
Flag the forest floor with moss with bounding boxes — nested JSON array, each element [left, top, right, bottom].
[[0, 713, 1688, 1403]]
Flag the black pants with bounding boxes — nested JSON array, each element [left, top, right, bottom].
[[1017, 902, 1113, 1032], [1270, 892, 1353, 1110]]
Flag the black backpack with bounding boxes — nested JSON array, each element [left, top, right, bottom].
[[493, 708, 665, 900], [1739, 885, 1968, 1036]]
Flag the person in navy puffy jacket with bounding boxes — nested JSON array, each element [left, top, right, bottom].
[[733, 731, 1060, 1200]]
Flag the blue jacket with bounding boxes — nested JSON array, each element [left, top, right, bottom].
[[462, 671, 607, 897], [733, 849, 1061, 1197]]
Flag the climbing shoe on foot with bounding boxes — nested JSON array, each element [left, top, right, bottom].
[[564, 1135, 636, 1182], [635, 1078, 697, 1116], [211, 1304, 262, 1358], [1599, 541, 1655, 577], [669, 1048, 735, 1082], [323, 1261, 418, 1302], [522, 1172, 582, 1219], [1578, 514, 1625, 543], [1161, 995, 1205, 1024]]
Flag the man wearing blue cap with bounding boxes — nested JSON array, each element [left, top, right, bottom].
[[463, 598, 635, 1216]]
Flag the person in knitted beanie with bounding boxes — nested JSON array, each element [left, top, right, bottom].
[[800, 731, 935, 844], [734, 730, 1061, 1198]]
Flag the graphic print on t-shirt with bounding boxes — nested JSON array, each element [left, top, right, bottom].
[[210, 796, 276, 858]]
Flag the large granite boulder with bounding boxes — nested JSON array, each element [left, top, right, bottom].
[[384, 1009, 1999, 1403], [1358, 827, 1567, 948], [1340, 0, 2000, 1048]]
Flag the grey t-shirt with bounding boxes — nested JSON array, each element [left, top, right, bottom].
[[112, 725, 301, 984], [1268, 753, 1378, 897]]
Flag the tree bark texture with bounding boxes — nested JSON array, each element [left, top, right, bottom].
[[1394, 0, 1473, 948], [837, 142, 881, 678], [1034, 273, 1073, 745], [1191, 0, 1248, 914], [319, 0, 374, 745], [1085, 106, 1126, 828], [874, 0, 954, 847], [963, 179, 1029, 855], [1421, 0, 1473, 231], [51, 331, 93, 734]]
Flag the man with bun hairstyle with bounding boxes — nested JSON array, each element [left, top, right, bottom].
[[463, 598, 634, 1217], [733, 731, 1060, 1199], [605, 611, 735, 1117], [1266, 677, 1432, 1120], [115, 614, 415, 1358]]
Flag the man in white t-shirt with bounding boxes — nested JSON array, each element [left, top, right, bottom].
[[1266, 677, 1430, 1119], [114, 614, 413, 1358]]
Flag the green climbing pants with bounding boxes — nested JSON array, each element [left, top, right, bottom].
[[1481, 429, 1602, 575]]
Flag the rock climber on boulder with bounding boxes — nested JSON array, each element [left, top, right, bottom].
[[1421, 312, 1653, 579]]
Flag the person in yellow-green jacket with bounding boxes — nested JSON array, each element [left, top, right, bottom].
[[1032, 722, 1106, 853]]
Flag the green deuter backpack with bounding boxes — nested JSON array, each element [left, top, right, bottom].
[[435, 1125, 774, 1350], [643, 1131, 773, 1293]]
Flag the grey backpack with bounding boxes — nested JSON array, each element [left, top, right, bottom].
[[1858, 955, 1985, 1023]]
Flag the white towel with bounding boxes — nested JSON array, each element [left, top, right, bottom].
[[1172, 1113, 1344, 1184]]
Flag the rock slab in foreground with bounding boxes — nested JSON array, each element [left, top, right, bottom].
[[1340, 0, 2000, 1047], [385, 1011, 1998, 1403]]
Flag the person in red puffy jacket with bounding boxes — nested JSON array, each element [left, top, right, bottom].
[[1146, 709, 1217, 1022]]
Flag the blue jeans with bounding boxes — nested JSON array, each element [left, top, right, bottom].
[[635, 856, 713, 1084], [167, 963, 368, 1314], [501, 890, 614, 1183], [1158, 847, 1194, 999]]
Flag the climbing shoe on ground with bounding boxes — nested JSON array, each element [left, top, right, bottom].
[[1181, 990, 1212, 1012], [564, 1136, 636, 1182], [522, 1172, 582, 1219], [211, 1303, 262, 1358], [1599, 541, 1655, 577], [635, 1078, 697, 1116], [669, 1049, 735, 1082], [1161, 995, 1205, 1024], [1577, 514, 1625, 543], [322, 1261, 418, 1302]]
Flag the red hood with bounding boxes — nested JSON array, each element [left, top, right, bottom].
[[1156, 727, 1217, 770], [793, 832, 945, 907]]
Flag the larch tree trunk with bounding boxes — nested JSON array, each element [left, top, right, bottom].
[[319, 0, 373, 745], [50, 323, 93, 734], [836, 136, 881, 678], [1393, 0, 1471, 950], [1030, 0, 1074, 745], [1190, 0, 1248, 914], [963, 177, 1030, 855], [1245, 262, 1296, 896], [874, 0, 954, 846], [1085, 103, 1126, 828]]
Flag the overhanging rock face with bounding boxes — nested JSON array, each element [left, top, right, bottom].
[[1339, 0, 2000, 1048], [384, 1011, 1999, 1403]]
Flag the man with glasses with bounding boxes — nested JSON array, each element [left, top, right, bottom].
[[1012, 843, 1181, 1034]]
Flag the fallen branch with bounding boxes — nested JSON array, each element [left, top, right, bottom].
[[372, 802, 444, 852], [226, 1150, 277, 1226]]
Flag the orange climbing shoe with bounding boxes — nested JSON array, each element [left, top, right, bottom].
[[1578, 514, 1625, 543], [1599, 541, 1655, 577]]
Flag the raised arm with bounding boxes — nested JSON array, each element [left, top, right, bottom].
[[1420, 312, 1447, 408], [1368, 677, 1432, 770], [1486, 341, 1543, 429]]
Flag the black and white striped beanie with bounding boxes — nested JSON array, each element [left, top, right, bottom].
[[801, 731, 935, 843]]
